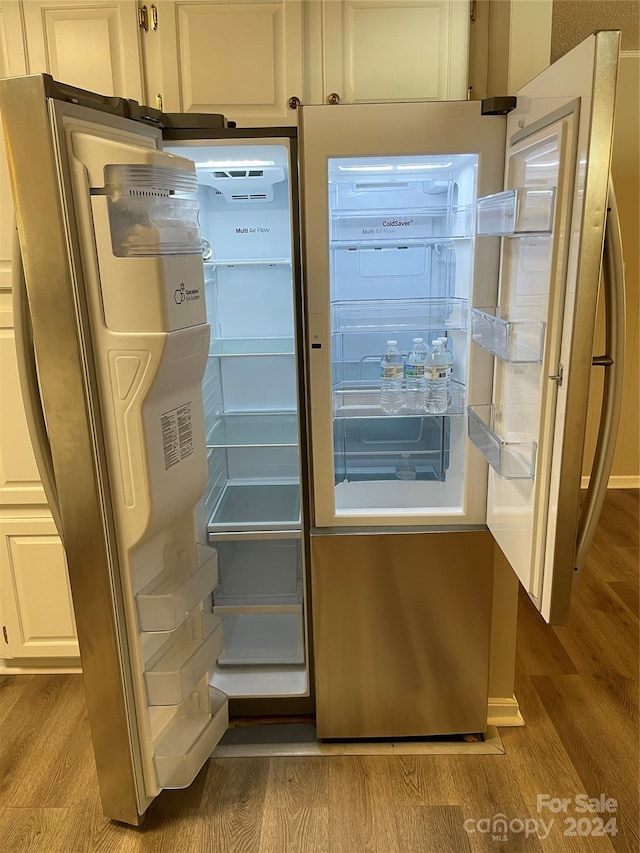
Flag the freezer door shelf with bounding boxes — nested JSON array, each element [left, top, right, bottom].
[[136, 545, 219, 633], [153, 686, 228, 788], [467, 404, 537, 479], [213, 607, 304, 666], [207, 482, 301, 534], [471, 307, 546, 363], [144, 612, 223, 707], [206, 413, 299, 448]]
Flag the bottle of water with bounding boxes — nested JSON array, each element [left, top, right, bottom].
[[404, 337, 427, 412], [380, 340, 404, 414], [395, 453, 416, 480], [425, 340, 451, 414], [437, 336, 454, 407]]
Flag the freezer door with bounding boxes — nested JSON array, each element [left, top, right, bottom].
[[0, 75, 229, 824], [477, 32, 620, 623]]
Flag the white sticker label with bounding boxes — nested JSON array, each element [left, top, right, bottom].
[[161, 402, 194, 470]]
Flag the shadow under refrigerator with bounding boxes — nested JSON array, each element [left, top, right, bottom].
[[0, 30, 623, 825]]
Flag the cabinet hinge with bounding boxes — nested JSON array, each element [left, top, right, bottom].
[[2, 626, 8, 644], [138, 4, 158, 32]]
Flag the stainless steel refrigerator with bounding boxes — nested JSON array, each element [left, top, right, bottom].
[[0, 30, 624, 825]]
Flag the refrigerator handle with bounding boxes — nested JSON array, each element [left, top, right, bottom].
[[575, 179, 626, 571], [11, 227, 65, 542]]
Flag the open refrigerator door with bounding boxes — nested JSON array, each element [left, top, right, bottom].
[[471, 31, 622, 623]]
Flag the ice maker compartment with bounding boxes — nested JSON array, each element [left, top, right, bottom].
[[476, 187, 555, 236], [471, 307, 546, 363], [467, 405, 537, 479], [136, 544, 218, 632]]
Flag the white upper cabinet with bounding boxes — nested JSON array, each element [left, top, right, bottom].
[[306, 0, 470, 105], [21, 0, 144, 101], [153, 0, 304, 125]]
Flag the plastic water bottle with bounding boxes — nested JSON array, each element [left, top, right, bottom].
[[404, 337, 427, 412], [437, 336, 454, 406], [380, 340, 404, 414], [425, 340, 451, 414], [395, 453, 416, 480]]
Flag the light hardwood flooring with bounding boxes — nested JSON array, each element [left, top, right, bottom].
[[0, 490, 637, 852]]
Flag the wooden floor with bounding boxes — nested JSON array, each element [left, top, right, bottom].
[[0, 490, 637, 852]]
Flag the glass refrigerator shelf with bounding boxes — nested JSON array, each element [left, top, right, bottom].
[[471, 307, 546, 363], [208, 482, 301, 532], [206, 413, 299, 448], [332, 297, 468, 333], [334, 380, 466, 418], [467, 404, 537, 480], [204, 258, 291, 267], [209, 338, 295, 357]]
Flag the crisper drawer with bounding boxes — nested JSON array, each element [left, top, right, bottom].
[[144, 611, 223, 706], [213, 607, 304, 666]]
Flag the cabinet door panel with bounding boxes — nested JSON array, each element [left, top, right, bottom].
[[157, 0, 303, 125], [0, 519, 79, 659], [21, 0, 143, 100], [322, 0, 469, 103]]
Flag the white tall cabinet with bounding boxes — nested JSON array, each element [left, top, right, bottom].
[[0, 0, 470, 668]]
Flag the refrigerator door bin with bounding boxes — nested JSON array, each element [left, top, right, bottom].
[[136, 546, 219, 632], [213, 608, 304, 665], [208, 482, 301, 533], [471, 307, 546, 363], [215, 538, 301, 603], [467, 404, 537, 479], [476, 187, 556, 236], [144, 612, 223, 706], [153, 686, 228, 788]]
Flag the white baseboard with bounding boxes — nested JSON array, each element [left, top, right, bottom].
[[0, 658, 82, 674], [581, 474, 640, 489], [487, 696, 525, 727]]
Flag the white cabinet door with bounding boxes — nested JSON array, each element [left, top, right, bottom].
[[312, 0, 469, 105], [0, 516, 79, 659], [154, 0, 303, 125], [21, 0, 144, 101]]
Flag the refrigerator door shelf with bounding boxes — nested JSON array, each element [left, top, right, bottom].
[[153, 686, 228, 788], [476, 187, 556, 236], [209, 338, 295, 357], [213, 608, 304, 666], [468, 405, 537, 480], [471, 307, 546, 363], [334, 381, 466, 417], [136, 546, 219, 633], [206, 414, 299, 448], [332, 297, 468, 333], [208, 483, 301, 532], [145, 613, 223, 706]]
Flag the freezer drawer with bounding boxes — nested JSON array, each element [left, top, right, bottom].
[[311, 529, 493, 738]]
